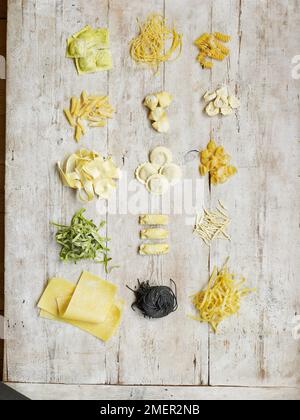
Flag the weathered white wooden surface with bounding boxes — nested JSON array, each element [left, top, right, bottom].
[[6, 383, 300, 401], [4, 0, 300, 398]]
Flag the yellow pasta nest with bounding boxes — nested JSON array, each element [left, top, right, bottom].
[[192, 261, 256, 333], [195, 32, 231, 69], [200, 139, 237, 185], [64, 91, 115, 143], [130, 14, 183, 71]]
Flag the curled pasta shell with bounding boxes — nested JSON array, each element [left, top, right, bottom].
[[216, 86, 229, 100], [149, 107, 166, 122], [203, 91, 217, 103], [214, 96, 228, 109], [144, 95, 159, 111], [156, 91, 173, 108], [205, 102, 220, 117], [152, 115, 170, 133]]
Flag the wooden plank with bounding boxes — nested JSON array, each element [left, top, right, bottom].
[[0, 1, 7, 19], [208, 0, 300, 387], [0, 19, 6, 54], [0, 19, 6, 318], [0, 16, 6, 381], [4, 0, 115, 384], [107, 0, 208, 386], [6, 383, 300, 400]]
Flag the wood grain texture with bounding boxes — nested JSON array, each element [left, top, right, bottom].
[[0, 19, 6, 314], [5, 383, 300, 400], [0, 15, 6, 382], [107, 0, 209, 386], [0, 1, 7, 19], [3, 0, 300, 397], [0, 17, 5, 299], [208, 0, 300, 387]]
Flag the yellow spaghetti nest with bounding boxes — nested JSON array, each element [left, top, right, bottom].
[[195, 32, 231, 69], [192, 260, 256, 333], [130, 14, 183, 71]]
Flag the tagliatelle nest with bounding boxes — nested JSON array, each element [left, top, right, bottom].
[[130, 14, 183, 72], [57, 149, 121, 202], [191, 260, 256, 333]]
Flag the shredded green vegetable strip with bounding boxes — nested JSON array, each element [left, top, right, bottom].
[[52, 209, 112, 273]]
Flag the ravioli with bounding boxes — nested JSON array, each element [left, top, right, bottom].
[[146, 174, 170, 195], [76, 49, 113, 74], [135, 162, 159, 185], [150, 146, 173, 167], [159, 163, 182, 185], [67, 26, 110, 58], [136, 147, 181, 195], [67, 25, 112, 74]]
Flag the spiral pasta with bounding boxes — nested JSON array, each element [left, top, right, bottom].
[[195, 32, 231, 69]]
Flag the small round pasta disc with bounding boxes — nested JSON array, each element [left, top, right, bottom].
[[135, 162, 159, 185], [149, 147, 173, 167], [146, 174, 169, 195], [159, 163, 182, 185]]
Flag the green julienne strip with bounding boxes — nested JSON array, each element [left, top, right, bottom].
[[52, 209, 112, 273]]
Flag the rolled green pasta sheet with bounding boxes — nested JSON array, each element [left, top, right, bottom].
[[139, 243, 170, 256], [140, 228, 169, 240]]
